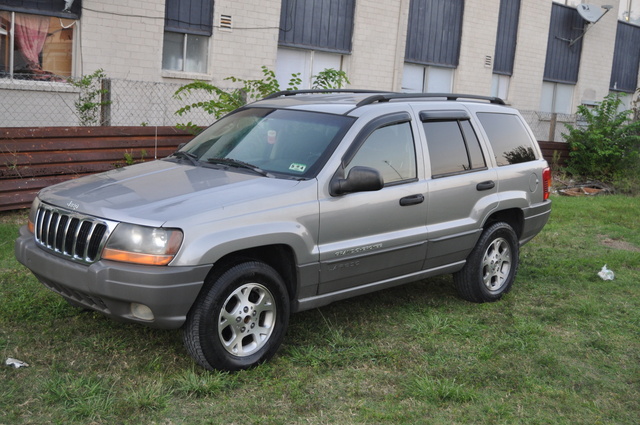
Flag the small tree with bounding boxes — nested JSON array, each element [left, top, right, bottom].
[[562, 93, 640, 181], [67, 69, 111, 126], [311, 68, 350, 89]]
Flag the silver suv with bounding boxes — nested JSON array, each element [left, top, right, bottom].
[[15, 91, 552, 371]]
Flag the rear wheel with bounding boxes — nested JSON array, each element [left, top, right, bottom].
[[454, 222, 519, 303], [183, 261, 290, 371]]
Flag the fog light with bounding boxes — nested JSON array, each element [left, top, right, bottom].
[[131, 303, 154, 321]]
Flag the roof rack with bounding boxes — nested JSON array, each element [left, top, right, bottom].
[[356, 93, 506, 107], [262, 90, 506, 106], [263, 89, 391, 99]]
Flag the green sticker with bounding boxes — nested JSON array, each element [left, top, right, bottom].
[[289, 163, 306, 172]]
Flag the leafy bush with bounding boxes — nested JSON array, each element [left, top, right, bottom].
[[173, 66, 350, 133], [67, 69, 111, 126], [562, 93, 640, 182], [311, 68, 350, 90]]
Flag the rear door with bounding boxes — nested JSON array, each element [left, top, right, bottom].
[[416, 107, 499, 269]]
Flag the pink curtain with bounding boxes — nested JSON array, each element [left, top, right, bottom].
[[14, 14, 50, 70]]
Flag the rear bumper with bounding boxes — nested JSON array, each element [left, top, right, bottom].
[[15, 226, 211, 329], [520, 199, 552, 245]]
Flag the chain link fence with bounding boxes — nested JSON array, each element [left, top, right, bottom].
[[520, 110, 576, 142], [0, 77, 577, 141], [0, 77, 216, 128], [106, 79, 216, 127]]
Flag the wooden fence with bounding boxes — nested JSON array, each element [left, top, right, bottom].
[[0, 127, 570, 212], [0, 127, 193, 211], [538, 141, 570, 168]]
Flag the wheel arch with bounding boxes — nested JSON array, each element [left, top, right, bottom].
[[483, 208, 524, 239], [202, 244, 299, 303]]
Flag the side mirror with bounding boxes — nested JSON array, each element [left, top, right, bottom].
[[330, 166, 384, 196]]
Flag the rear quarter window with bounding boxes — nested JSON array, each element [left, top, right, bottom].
[[477, 113, 537, 166]]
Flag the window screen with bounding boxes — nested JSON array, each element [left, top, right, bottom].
[[477, 113, 537, 166]]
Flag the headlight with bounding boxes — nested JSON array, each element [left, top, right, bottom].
[[102, 223, 183, 266], [27, 197, 41, 234]]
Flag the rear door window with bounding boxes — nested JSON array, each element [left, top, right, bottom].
[[421, 113, 487, 178], [476, 113, 537, 166]]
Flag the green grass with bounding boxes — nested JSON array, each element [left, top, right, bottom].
[[1, 195, 639, 424]]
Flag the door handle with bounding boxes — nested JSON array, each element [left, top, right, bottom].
[[399, 194, 425, 206], [476, 180, 495, 191]]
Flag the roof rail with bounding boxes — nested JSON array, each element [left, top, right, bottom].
[[263, 89, 391, 99], [262, 90, 506, 106], [356, 93, 506, 107]]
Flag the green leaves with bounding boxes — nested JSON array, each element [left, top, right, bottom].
[[67, 69, 112, 126], [311, 68, 350, 90], [563, 93, 640, 181], [173, 66, 351, 126]]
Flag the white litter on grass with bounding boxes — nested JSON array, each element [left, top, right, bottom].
[[597, 265, 615, 281], [5, 358, 29, 368]]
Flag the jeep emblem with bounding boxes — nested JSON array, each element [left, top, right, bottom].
[[67, 200, 80, 210]]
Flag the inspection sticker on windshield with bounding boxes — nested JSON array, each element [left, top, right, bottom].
[[289, 163, 306, 173]]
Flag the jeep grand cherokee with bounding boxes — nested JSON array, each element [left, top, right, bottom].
[[16, 91, 552, 371]]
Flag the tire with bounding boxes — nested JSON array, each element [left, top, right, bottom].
[[453, 222, 519, 303], [183, 261, 290, 371]]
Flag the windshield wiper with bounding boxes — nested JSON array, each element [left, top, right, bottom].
[[171, 151, 200, 166], [206, 157, 274, 178]]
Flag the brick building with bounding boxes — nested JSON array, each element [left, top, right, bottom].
[[0, 0, 639, 130]]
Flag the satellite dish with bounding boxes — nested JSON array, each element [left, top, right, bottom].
[[558, 4, 612, 46], [576, 4, 607, 23]]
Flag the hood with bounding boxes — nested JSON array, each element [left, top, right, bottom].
[[38, 160, 302, 226]]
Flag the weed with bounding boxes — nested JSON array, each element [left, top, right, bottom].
[[562, 93, 640, 187], [67, 69, 112, 126], [122, 149, 147, 166]]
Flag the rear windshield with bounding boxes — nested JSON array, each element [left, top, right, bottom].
[[178, 108, 354, 178], [476, 113, 538, 166]]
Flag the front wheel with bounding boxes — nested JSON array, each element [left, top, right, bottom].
[[183, 261, 290, 371], [453, 222, 519, 303]]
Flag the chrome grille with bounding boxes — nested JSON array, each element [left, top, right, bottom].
[[34, 204, 113, 264]]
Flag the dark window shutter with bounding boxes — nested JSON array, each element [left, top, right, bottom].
[[543, 3, 583, 84], [164, 0, 214, 37], [279, 0, 355, 53], [405, 0, 464, 67], [494, 0, 521, 76], [610, 21, 640, 93], [0, 0, 81, 19]]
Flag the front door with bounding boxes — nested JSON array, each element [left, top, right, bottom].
[[317, 114, 428, 294]]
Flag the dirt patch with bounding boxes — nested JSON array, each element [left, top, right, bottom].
[[598, 235, 640, 253], [0, 210, 29, 226]]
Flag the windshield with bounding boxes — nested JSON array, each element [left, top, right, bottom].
[[174, 108, 354, 178]]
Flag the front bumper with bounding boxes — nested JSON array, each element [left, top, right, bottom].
[[15, 226, 211, 329]]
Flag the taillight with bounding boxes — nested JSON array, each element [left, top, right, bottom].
[[542, 167, 551, 200]]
